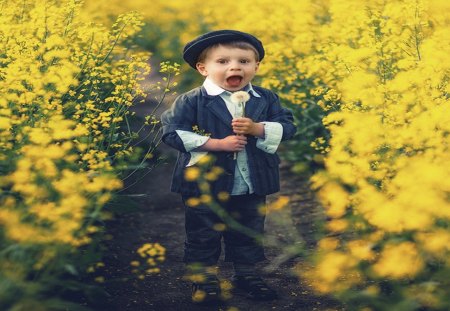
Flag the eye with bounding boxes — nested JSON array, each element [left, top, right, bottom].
[[240, 59, 250, 64], [217, 59, 228, 64]]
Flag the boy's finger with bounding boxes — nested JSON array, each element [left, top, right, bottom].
[[232, 118, 250, 124]]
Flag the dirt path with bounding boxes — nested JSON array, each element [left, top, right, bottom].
[[88, 143, 343, 311]]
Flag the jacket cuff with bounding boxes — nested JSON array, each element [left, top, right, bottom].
[[256, 122, 283, 154], [175, 130, 210, 152]]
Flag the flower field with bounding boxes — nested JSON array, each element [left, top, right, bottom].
[[1, 0, 449, 310], [0, 0, 171, 309]]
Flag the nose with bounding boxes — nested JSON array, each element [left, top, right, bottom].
[[230, 60, 242, 70]]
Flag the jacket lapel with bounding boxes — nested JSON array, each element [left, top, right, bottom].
[[245, 95, 266, 121], [205, 96, 233, 129]]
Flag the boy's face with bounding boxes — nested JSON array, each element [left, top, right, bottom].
[[196, 45, 259, 92]]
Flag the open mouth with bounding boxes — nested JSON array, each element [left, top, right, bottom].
[[226, 75, 243, 87]]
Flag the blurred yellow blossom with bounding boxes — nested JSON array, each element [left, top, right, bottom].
[[373, 242, 424, 279], [185, 167, 201, 181]]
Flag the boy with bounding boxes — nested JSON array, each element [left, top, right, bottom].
[[161, 30, 296, 304]]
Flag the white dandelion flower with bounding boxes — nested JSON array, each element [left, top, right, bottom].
[[230, 91, 250, 104]]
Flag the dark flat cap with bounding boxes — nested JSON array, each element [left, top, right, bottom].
[[183, 30, 265, 69]]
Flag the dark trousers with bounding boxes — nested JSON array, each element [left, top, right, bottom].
[[182, 194, 267, 266]]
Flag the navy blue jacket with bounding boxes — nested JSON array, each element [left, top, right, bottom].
[[161, 85, 297, 197]]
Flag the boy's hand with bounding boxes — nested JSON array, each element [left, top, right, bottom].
[[219, 135, 247, 152], [232, 118, 264, 137], [195, 135, 247, 152]]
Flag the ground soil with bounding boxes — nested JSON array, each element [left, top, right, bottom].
[[81, 95, 344, 311]]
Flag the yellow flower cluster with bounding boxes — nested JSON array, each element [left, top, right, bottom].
[[266, 195, 290, 213], [132, 243, 166, 279], [0, 0, 147, 245], [305, 1, 450, 305], [0, 1, 159, 308]]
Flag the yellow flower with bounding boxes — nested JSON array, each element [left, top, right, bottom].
[[325, 219, 348, 233], [347, 239, 375, 261], [318, 237, 339, 251], [316, 251, 356, 284], [192, 289, 206, 302], [217, 191, 230, 202], [28, 128, 52, 145], [205, 166, 224, 181], [318, 183, 348, 218], [416, 230, 450, 256], [95, 276, 105, 283], [185, 273, 206, 283], [267, 196, 290, 211], [373, 242, 424, 279], [197, 154, 212, 164], [146, 268, 160, 274], [200, 194, 212, 204], [0, 116, 11, 130], [130, 261, 140, 267], [185, 167, 200, 181], [213, 223, 226, 231], [186, 197, 201, 207]]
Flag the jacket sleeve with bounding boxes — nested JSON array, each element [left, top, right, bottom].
[[266, 92, 297, 141], [161, 94, 197, 152]]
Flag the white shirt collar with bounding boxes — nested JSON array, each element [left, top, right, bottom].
[[203, 77, 261, 97]]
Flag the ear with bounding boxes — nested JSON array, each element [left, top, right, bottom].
[[196, 62, 208, 77], [255, 62, 260, 72]]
